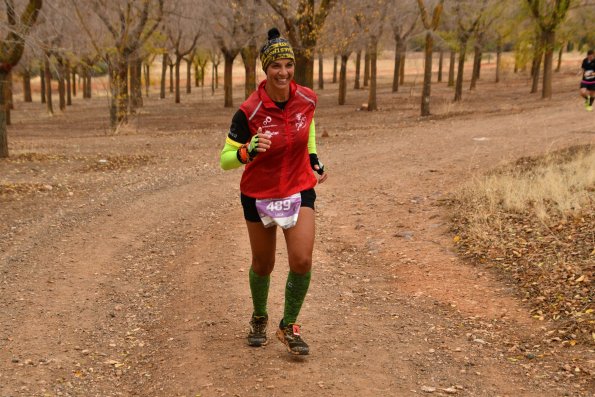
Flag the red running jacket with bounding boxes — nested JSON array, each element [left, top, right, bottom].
[[239, 79, 318, 199]]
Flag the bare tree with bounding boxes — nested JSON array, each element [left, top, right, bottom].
[[389, 1, 418, 93], [452, 0, 487, 102], [417, 0, 444, 116], [323, 0, 365, 105], [265, 0, 337, 88], [238, 0, 265, 99], [469, 0, 504, 90], [13, 46, 36, 102], [194, 50, 209, 88], [491, 1, 518, 83], [72, 0, 164, 129], [365, 0, 389, 111], [209, 47, 221, 95], [164, 0, 202, 104], [525, 0, 572, 99], [211, 1, 247, 108], [0, 0, 42, 157]]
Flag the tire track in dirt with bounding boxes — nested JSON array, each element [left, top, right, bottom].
[[0, 171, 231, 396]]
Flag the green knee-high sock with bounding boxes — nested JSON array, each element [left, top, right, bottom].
[[283, 271, 312, 325], [249, 268, 270, 317]]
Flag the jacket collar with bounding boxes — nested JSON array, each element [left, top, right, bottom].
[[258, 79, 297, 109]]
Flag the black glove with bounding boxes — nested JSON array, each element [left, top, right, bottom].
[[309, 153, 325, 175]]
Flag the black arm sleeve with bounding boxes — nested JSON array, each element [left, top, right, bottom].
[[228, 110, 251, 144]]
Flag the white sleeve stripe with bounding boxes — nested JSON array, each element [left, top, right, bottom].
[[249, 101, 263, 120], [296, 90, 316, 105]]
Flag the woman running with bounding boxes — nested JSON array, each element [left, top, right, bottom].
[[219, 28, 327, 355], [580, 49, 595, 111]]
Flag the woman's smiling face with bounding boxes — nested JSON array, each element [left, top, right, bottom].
[[266, 58, 295, 92]]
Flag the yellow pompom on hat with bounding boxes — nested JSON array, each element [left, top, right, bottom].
[[260, 28, 295, 72]]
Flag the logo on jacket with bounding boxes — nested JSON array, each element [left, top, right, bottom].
[[262, 116, 278, 128], [295, 113, 307, 130]]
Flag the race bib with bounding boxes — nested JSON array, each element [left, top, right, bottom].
[[255, 193, 301, 229]]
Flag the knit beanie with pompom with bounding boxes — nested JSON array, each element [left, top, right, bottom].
[[260, 28, 295, 72]]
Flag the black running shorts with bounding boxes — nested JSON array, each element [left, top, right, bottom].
[[241, 188, 316, 222]]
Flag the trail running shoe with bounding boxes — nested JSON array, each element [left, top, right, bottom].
[[276, 321, 309, 355], [587, 105, 593, 112], [248, 314, 268, 347]]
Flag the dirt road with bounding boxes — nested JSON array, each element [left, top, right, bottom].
[[1, 72, 593, 396]]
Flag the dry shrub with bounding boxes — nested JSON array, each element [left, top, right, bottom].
[[451, 144, 594, 343]]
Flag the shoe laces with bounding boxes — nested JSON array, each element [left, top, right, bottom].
[[250, 316, 267, 333], [284, 323, 303, 339]]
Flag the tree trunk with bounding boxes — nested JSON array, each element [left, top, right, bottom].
[[85, 75, 92, 99], [438, 50, 443, 82], [160, 54, 167, 99], [338, 53, 349, 105], [3, 72, 11, 126], [470, 45, 481, 90], [108, 58, 129, 128], [23, 70, 32, 102], [82, 72, 87, 99], [542, 30, 555, 99], [215, 63, 219, 89], [393, 40, 404, 92], [186, 57, 192, 94], [175, 58, 182, 103], [0, 71, 9, 157], [66, 62, 72, 106], [556, 44, 563, 72], [169, 63, 174, 93], [40, 68, 46, 103], [354, 50, 361, 89], [318, 52, 324, 90], [57, 60, 66, 111], [211, 62, 215, 95], [448, 50, 456, 87], [368, 37, 379, 111], [393, 39, 400, 92], [44, 56, 54, 115], [72, 70, 76, 97], [399, 50, 406, 84], [223, 51, 236, 108], [200, 64, 206, 87], [454, 39, 468, 102], [130, 58, 143, 111], [363, 50, 370, 87], [332, 55, 338, 83], [420, 31, 433, 116], [144, 63, 150, 97], [293, 49, 314, 88], [194, 61, 200, 87], [7, 71, 13, 111], [530, 48, 542, 94], [496, 42, 502, 83], [241, 45, 257, 99]]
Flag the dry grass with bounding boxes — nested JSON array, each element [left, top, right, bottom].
[[462, 145, 594, 221], [451, 145, 594, 343]]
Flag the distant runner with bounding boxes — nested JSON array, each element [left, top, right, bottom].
[[219, 28, 327, 355], [580, 49, 595, 111]]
